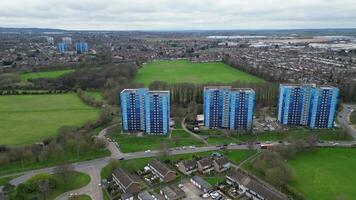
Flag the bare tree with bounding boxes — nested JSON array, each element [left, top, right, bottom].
[[54, 163, 75, 187]]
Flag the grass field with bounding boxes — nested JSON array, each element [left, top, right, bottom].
[[20, 69, 75, 81], [287, 148, 356, 200], [84, 91, 104, 101], [108, 129, 204, 153], [0, 175, 19, 186], [199, 128, 351, 145], [0, 94, 100, 146], [134, 60, 264, 85]]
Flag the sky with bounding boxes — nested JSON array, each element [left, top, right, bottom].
[[0, 0, 356, 30]]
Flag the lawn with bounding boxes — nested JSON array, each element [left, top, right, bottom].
[[200, 128, 351, 145], [134, 60, 264, 85], [108, 129, 204, 153], [77, 194, 92, 200], [287, 148, 356, 200], [0, 175, 19, 186], [0, 94, 100, 146], [20, 69, 75, 81], [10, 171, 90, 200]]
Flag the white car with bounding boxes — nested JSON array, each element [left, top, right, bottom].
[[189, 146, 195, 149], [178, 184, 184, 188], [145, 150, 151, 153], [202, 193, 210, 199]]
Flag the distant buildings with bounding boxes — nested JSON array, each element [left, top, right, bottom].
[[120, 88, 170, 135], [57, 42, 68, 53], [75, 42, 89, 53], [278, 84, 339, 128], [204, 86, 255, 131], [46, 36, 54, 45], [62, 37, 72, 45]]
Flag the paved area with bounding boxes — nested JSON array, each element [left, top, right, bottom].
[[182, 117, 208, 145], [181, 182, 208, 200], [338, 104, 356, 138]]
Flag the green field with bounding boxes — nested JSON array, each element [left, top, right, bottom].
[[108, 129, 204, 153], [199, 128, 351, 145], [0, 94, 100, 146], [20, 69, 75, 81], [134, 60, 264, 85], [287, 148, 356, 200]]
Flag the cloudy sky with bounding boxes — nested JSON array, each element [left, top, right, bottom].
[[1, 0, 356, 30]]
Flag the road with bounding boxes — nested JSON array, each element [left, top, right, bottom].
[[182, 117, 208, 145], [338, 104, 356, 138], [6, 109, 356, 199]]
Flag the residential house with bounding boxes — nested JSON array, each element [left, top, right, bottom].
[[177, 159, 198, 175], [226, 170, 287, 200], [112, 168, 141, 194], [213, 157, 231, 173], [160, 186, 185, 200], [197, 157, 214, 174], [190, 175, 212, 193], [148, 159, 176, 182], [121, 193, 134, 200], [138, 191, 157, 200]]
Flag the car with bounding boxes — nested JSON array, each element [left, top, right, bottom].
[[201, 193, 210, 198], [178, 184, 184, 188], [229, 143, 237, 146], [98, 183, 102, 187], [223, 144, 228, 147], [182, 146, 187, 150], [175, 147, 181, 150], [145, 150, 151, 153], [119, 157, 125, 160], [189, 146, 196, 149]]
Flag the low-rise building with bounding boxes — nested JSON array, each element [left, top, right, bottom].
[[121, 193, 134, 200], [197, 157, 214, 174], [213, 157, 231, 173], [138, 191, 157, 200], [190, 175, 212, 193], [177, 159, 198, 175], [226, 170, 287, 200], [148, 159, 176, 182], [160, 185, 185, 200], [112, 168, 141, 194]]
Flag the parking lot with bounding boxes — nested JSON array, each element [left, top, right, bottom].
[[181, 182, 212, 200]]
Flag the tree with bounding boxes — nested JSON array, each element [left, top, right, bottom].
[[53, 163, 75, 187], [37, 179, 53, 200], [265, 164, 293, 188]]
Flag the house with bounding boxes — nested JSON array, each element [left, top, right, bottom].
[[226, 170, 287, 200], [177, 159, 198, 175], [213, 157, 231, 173], [112, 168, 141, 194], [190, 175, 212, 193], [160, 185, 185, 200], [121, 193, 134, 200], [148, 159, 176, 182], [138, 191, 157, 200], [197, 157, 214, 174]]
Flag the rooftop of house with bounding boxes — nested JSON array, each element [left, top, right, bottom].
[[149, 159, 175, 177]]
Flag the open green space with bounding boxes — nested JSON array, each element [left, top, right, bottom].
[[20, 69, 75, 81], [286, 148, 356, 200], [0, 175, 19, 186], [199, 127, 351, 145], [10, 171, 90, 200], [134, 60, 264, 85], [0, 94, 100, 146], [108, 129, 204, 153]]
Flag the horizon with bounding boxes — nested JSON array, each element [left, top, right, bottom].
[[1, 0, 356, 31]]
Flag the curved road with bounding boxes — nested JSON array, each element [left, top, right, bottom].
[[338, 104, 356, 138]]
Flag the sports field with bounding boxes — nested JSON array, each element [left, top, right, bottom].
[[288, 148, 356, 200], [0, 94, 100, 146], [21, 69, 75, 80], [134, 60, 264, 85]]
